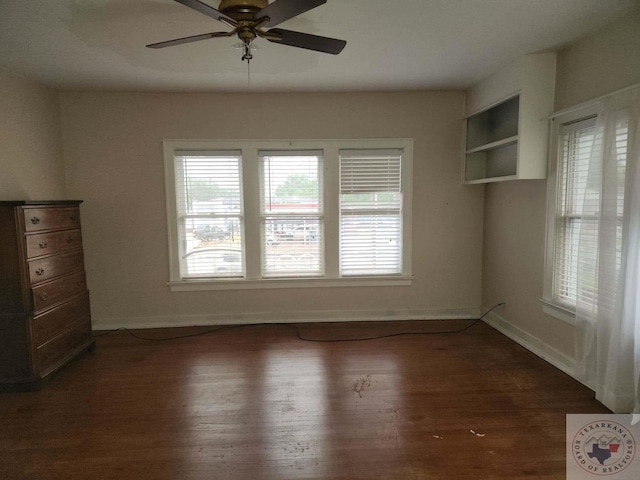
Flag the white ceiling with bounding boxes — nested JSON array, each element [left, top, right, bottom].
[[0, 0, 638, 92]]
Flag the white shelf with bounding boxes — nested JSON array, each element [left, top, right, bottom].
[[464, 174, 518, 185], [465, 135, 519, 154], [462, 53, 556, 184]]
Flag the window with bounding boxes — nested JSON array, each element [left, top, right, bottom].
[[553, 117, 600, 307], [260, 151, 323, 277], [340, 149, 403, 275], [544, 107, 629, 321], [164, 139, 413, 290], [172, 150, 244, 279]]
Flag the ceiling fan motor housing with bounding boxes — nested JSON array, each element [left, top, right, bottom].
[[219, 0, 269, 20]]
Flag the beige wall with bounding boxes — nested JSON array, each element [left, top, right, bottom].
[[59, 90, 484, 327], [0, 70, 66, 200], [481, 9, 640, 361], [555, 7, 640, 111]]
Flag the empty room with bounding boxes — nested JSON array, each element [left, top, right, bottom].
[[1, 1, 640, 479]]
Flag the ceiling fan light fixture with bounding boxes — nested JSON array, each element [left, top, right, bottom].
[[233, 41, 258, 50]]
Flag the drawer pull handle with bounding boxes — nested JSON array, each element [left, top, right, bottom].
[[31, 217, 40, 225], [39, 292, 49, 301], [39, 241, 48, 249], [70, 214, 78, 222], [35, 268, 45, 276], [66, 237, 74, 244]]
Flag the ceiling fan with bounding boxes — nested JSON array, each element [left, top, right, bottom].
[[147, 0, 347, 62]]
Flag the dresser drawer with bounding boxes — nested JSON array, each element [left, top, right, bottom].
[[32, 271, 87, 313], [36, 318, 91, 376], [28, 249, 85, 285], [33, 293, 91, 346], [22, 206, 81, 233], [25, 229, 83, 259]]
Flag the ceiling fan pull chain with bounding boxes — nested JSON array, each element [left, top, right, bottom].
[[242, 42, 253, 63]]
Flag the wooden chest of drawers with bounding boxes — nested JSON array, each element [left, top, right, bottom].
[[0, 201, 94, 391]]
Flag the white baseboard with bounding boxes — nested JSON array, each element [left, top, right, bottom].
[[92, 306, 481, 331], [482, 309, 578, 380]]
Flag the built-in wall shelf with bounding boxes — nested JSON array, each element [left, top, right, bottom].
[[463, 53, 556, 184], [465, 135, 519, 155]]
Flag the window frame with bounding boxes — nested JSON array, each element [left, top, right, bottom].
[[259, 149, 325, 278], [543, 105, 602, 324], [164, 139, 413, 291], [172, 149, 246, 280], [339, 148, 405, 276]]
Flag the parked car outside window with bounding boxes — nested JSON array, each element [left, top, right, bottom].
[[292, 225, 318, 242], [193, 225, 228, 242]]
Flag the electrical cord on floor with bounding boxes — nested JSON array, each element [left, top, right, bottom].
[[292, 302, 505, 343], [91, 302, 505, 343]]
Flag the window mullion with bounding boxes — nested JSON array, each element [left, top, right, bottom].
[[323, 145, 340, 278], [243, 148, 261, 280]]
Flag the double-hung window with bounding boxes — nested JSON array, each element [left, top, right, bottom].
[[171, 149, 244, 279], [544, 106, 629, 321], [340, 149, 403, 276], [553, 116, 600, 307], [260, 150, 323, 277], [164, 139, 413, 290]]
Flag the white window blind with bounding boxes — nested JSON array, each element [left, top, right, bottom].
[[553, 117, 628, 307], [339, 149, 403, 276], [174, 150, 244, 278], [554, 118, 599, 306], [260, 151, 323, 277]]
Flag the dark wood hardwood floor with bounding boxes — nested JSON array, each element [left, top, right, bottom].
[[0, 320, 608, 479]]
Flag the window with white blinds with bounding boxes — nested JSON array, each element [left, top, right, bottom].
[[340, 149, 403, 276], [173, 150, 244, 279], [553, 118, 599, 306], [551, 116, 628, 308], [260, 151, 323, 277], [164, 139, 413, 290]]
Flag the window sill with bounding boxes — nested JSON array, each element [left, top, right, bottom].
[[540, 298, 576, 325], [168, 275, 413, 292]]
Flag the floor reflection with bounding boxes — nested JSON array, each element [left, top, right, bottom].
[[327, 352, 404, 478], [183, 347, 269, 478], [262, 347, 329, 478]]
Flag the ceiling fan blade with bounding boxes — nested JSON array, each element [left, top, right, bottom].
[[146, 31, 234, 49], [266, 28, 346, 55], [257, 0, 326, 27], [174, 0, 237, 25]]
